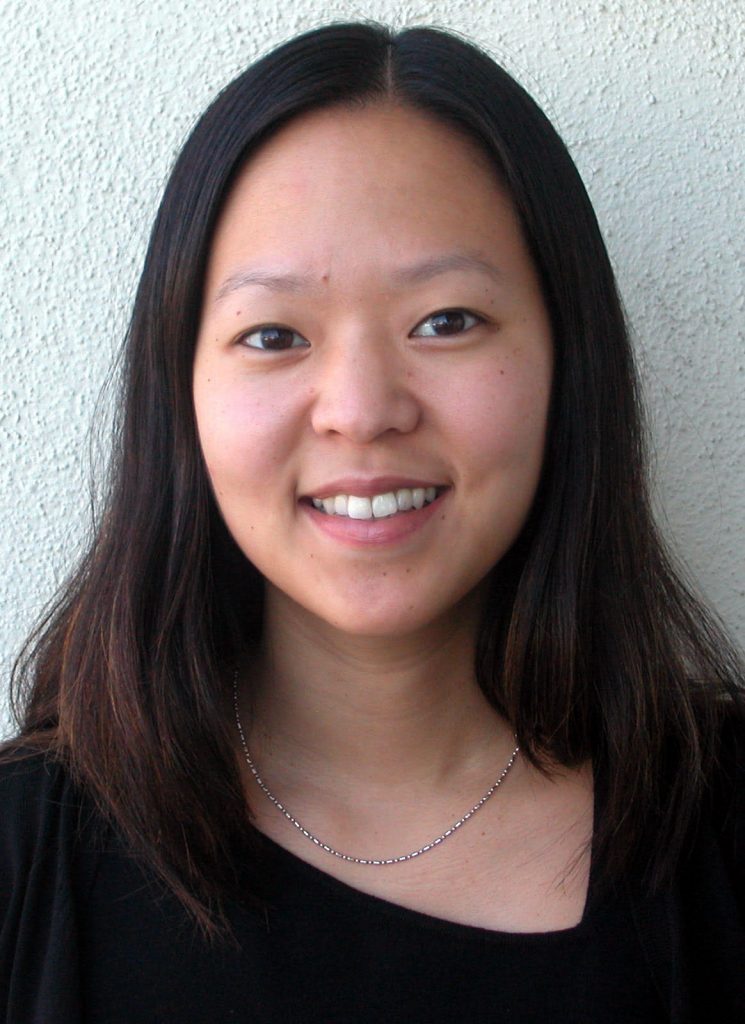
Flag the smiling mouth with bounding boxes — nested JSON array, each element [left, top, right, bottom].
[[305, 486, 446, 520]]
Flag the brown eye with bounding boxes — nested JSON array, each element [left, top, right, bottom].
[[240, 325, 310, 351], [411, 309, 482, 337]]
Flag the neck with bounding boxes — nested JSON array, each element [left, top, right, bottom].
[[238, 584, 513, 797]]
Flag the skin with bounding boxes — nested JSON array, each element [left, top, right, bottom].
[[193, 102, 592, 932]]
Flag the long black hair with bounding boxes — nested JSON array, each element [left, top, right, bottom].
[[10, 21, 743, 934]]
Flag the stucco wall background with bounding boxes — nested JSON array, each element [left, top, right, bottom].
[[1, 0, 743, 735]]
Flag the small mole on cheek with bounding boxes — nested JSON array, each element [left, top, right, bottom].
[[382, 572, 387, 577], [236, 310, 242, 316], [500, 370, 505, 376]]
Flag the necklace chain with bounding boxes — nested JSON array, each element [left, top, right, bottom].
[[233, 672, 519, 866]]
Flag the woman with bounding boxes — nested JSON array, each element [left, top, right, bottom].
[[2, 21, 743, 1023]]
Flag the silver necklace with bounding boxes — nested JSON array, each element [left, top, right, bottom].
[[233, 673, 519, 866]]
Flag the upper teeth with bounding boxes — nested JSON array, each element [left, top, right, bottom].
[[312, 487, 438, 519]]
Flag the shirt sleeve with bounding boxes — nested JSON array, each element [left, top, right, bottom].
[[0, 751, 86, 1023], [716, 708, 745, 917], [676, 708, 745, 1020]]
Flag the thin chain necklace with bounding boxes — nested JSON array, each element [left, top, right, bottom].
[[233, 672, 519, 866]]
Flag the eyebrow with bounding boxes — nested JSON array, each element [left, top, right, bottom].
[[212, 251, 502, 304]]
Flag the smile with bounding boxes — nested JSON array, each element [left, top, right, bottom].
[[310, 487, 440, 520]]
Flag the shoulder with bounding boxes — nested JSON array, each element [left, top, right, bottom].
[[673, 703, 745, 928], [623, 709, 745, 1019], [0, 745, 99, 1018], [0, 742, 72, 803], [0, 744, 76, 825], [0, 742, 102, 880], [707, 705, 745, 876]]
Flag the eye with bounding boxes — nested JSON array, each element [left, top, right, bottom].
[[410, 309, 483, 338], [238, 325, 310, 351]]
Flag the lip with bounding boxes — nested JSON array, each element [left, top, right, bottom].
[[302, 476, 448, 500], [301, 487, 448, 548]]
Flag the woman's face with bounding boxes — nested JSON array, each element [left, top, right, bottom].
[[193, 103, 552, 638]]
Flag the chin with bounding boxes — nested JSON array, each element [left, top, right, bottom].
[[307, 590, 477, 641], [328, 615, 432, 640]]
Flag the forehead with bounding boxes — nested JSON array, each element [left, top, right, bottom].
[[203, 102, 532, 299], [240, 100, 498, 192]]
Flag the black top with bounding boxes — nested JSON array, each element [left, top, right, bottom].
[[1, 726, 744, 1024]]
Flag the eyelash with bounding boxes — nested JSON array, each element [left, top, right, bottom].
[[237, 325, 309, 352], [236, 308, 485, 352], [411, 309, 484, 338]]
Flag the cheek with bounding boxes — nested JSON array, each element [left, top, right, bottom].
[[447, 359, 551, 478], [193, 374, 296, 496]]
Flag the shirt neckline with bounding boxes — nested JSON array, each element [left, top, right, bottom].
[[256, 770, 604, 944]]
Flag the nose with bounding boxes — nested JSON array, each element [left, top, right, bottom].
[[309, 332, 421, 443]]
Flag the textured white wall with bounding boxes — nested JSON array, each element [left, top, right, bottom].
[[1, 0, 743, 733]]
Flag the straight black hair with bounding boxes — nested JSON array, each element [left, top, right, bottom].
[[10, 21, 743, 934]]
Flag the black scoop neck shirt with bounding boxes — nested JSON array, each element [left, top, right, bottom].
[[1, 721, 744, 1023]]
